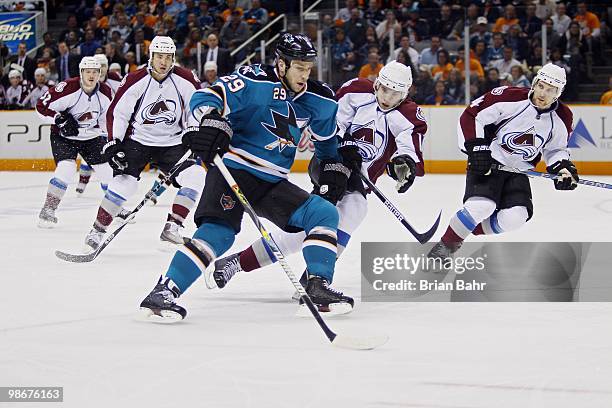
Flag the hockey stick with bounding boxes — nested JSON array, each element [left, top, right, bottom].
[[211, 155, 388, 350], [358, 171, 441, 244], [55, 151, 196, 263], [493, 164, 612, 190]]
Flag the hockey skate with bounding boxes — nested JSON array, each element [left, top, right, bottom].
[[425, 241, 461, 272], [115, 208, 136, 224], [291, 270, 309, 300], [37, 207, 58, 229], [297, 276, 354, 317], [159, 221, 186, 246], [84, 228, 104, 252], [208, 253, 242, 289], [139, 276, 186, 322]]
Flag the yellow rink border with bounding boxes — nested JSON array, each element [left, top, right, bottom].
[[1, 159, 611, 175]]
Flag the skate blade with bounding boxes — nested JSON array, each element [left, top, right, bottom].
[[203, 268, 218, 290], [295, 302, 353, 317], [138, 307, 183, 323], [37, 219, 57, 229], [332, 334, 389, 350]]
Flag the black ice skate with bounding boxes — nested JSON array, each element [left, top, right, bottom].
[[427, 240, 461, 260], [291, 270, 309, 301], [139, 276, 186, 322], [297, 276, 354, 317], [209, 253, 242, 289]]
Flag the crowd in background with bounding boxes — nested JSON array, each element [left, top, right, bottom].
[[1, 0, 611, 110]]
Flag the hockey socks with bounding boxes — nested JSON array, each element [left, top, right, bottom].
[[302, 227, 338, 282], [168, 187, 198, 226], [166, 222, 235, 292], [94, 189, 127, 232], [77, 163, 93, 193], [42, 177, 68, 212]]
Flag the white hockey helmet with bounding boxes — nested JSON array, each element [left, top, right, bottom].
[[149, 35, 176, 61], [79, 56, 102, 72], [532, 63, 566, 99], [374, 61, 413, 111], [93, 53, 109, 66]]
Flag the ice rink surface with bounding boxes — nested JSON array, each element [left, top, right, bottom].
[[1, 170, 611, 408]]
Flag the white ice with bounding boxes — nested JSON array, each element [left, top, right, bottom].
[[1, 170, 611, 408]]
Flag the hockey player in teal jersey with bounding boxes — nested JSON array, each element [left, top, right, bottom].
[[140, 33, 357, 321]]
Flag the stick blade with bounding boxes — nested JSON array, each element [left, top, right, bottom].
[[55, 249, 97, 263], [415, 210, 442, 244], [331, 333, 389, 350]]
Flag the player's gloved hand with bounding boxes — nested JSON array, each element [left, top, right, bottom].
[[338, 132, 362, 170], [182, 112, 232, 164], [54, 111, 79, 137], [547, 159, 579, 190], [101, 139, 128, 173], [465, 139, 492, 175], [318, 159, 351, 204], [386, 154, 416, 193]]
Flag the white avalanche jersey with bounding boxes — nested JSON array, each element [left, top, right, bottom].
[[458, 86, 573, 170], [336, 78, 427, 184], [36, 77, 113, 141], [26, 83, 51, 108], [104, 71, 122, 96], [107, 66, 201, 146]]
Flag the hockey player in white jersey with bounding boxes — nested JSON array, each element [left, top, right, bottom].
[[428, 63, 577, 258], [36, 57, 115, 228], [83, 36, 206, 251], [75, 53, 123, 196], [211, 61, 428, 290]]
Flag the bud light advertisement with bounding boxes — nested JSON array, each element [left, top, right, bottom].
[[0, 12, 39, 53]]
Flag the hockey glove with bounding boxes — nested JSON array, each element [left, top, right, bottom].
[[55, 111, 79, 137], [318, 160, 351, 204], [386, 155, 416, 193], [101, 139, 128, 174], [465, 139, 492, 175], [338, 132, 362, 170], [547, 159, 579, 190], [182, 112, 232, 164]]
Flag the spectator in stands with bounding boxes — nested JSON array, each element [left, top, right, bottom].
[[468, 82, 481, 103], [66, 31, 81, 55], [455, 45, 485, 79], [364, 0, 385, 27], [419, 35, 441, 66], [486, 32, 505, 64], [445, 68, 465, 104], [551, 2, 571, 36], [8, 42, 36, 82], [376, 10, 401, 44], [177, 0, 200, 31], [156, 15, 178, 39], [109, 14, 133, 42], [166, 0, 187, 18], [124, 51, 138, 73], [549, 47, 570, 76], [131, 12, 155, 41], [431, 4, 462, 40], [396, 50, 416, 76], [521, 3, 543, 38], [129, 29, 150, 66], [36, 33, 58, 60], [86, 17, 106, 43], [493, 4, 519, 34], [359, 51, 383, 81], [431, 49, 453, 81], [331, 28, 357, 82], [413, 64, 434, 105], [202, 61, 218, 87], [526, 43, 544, 71], [177, 13, 200, 43], [470, 17, 492, 49], [183, 27, 204, 63], [403, 7, 430, 42], [483, 67, 502, 93], [533, 18, 561, 52], [221, 0, 244, 22], [535, 0, 556, 21], [104, 42, 127, 73], [505, 24, 529, 62], [499, 72, 512, 87], [199, 1, 215, 29], [55, 41, 80, 81], [0, 40, 9, 68], [573, 1, 602, 64], [322, 14, 337, 45], [600, 77, 612, 105], [220, 10, 250, 58], [465, 4, 481, 32], [473, 40, 490, 67], [36, 48, 55, 75], [344, 8, 368, 49], [482, 0, 501, 25], [559, 22, 588, 59], [491, 46, 521, 75], [424, 79, 456, 105], [510, 65, 530, 88], [244, 0, 269, 32], [0, 82, 5, 108], [336, 0, 362, 23], [94, 5, 109, 30], [390, 35, 419, 69], [418, 0, 440, 24], [357, 26, 380, 60], [204, 33, 234, 76], [5, 70, 30, 109], [59, 14, 83, 43], [25, 68, 51, 108], [80, 29, 102, 57]]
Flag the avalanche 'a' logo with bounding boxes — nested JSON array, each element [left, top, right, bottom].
[[262, 103, 305, 152], [141, 95, 177, 125], [351, 120, 385, 161], [75, 110, 100, 122], [500, 126, 544, 160]]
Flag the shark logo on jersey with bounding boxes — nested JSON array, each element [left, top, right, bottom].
[[262, 103, 304, 152], [351, 120, 385, 161], [500, 126, 545, 160], [239, 65, 266, 77], [141, 95, 177, 125]]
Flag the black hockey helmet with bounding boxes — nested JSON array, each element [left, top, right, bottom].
[[275, 33, 317, 63]]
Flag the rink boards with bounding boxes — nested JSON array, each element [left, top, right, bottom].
[[1, 105, 611, 174]]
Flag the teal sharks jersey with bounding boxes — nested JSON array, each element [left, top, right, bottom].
[[190, 64, 339, 182]]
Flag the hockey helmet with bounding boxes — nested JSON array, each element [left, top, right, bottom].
[[532, 63, 566, 98], [275, 33, 317, 63], [79, 56, 101, 72], [149, 36, 176, 60], [374, 61, 412, 111], [93, 53, 109, 67]]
